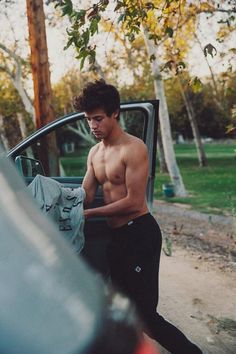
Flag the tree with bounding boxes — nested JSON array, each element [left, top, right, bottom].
[[26, 0, 55, 129], [177, 77, 207, 167], [144, 32, 187, 196], [0, 68, 34, 147], [0, 43, 34, 120], [26, 0, 58, 175], [0, 1, 36, 142]]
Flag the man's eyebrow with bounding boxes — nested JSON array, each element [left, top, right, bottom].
[[85, 115, 103, 119]]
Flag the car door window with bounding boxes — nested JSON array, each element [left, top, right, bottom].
[[119, 109, 146, 139]]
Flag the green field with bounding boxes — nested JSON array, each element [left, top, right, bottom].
[[60, 147, 90, 176], [154, 143, 236, 215]]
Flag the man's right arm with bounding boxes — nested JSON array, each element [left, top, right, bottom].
[[82, 147, 98, 207]]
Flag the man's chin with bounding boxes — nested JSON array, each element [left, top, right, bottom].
[[93, 133, 103, 140]]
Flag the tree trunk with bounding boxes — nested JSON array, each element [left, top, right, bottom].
[[26, 0, 58, 175], [157, 129, 168, 173], [17, 112, 28, 140], [0, 114, 10, 151], [26, 0, 54, 128], [13, 72, 35, 121], [17, 112, 34, 158], [143, 31, 187, 197], [178, 79, 208, 167], [0, 42, 35, 122]]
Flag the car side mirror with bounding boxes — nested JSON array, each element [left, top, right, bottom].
[[15, 155, 45, 177]]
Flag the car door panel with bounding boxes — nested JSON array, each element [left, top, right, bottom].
[[8, 101, 159, 276]]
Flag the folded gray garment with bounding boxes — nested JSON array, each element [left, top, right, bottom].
[[28, 174, 86, 253]]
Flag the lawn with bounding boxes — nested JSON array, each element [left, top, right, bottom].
[[154, 142, 236, 216], [60, 147, 90, 176]]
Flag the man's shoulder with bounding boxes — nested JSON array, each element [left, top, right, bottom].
[[122, 134, 147, 159], [87, 143, 101, 161], [125, 133, 147, 149], [89, 142, 101, 154]]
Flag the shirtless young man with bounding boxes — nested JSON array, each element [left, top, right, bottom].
[[74, 79, 202, 354]]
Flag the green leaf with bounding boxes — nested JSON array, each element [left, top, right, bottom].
[[76, 48, 86, 59], [60, 0, 73, 16], [145, 2, 155, 10], [118, 13, 125, 23], [82, 29, 90, 47], [178, 61, 186, 68], [80, 55, 86, 70], [90, 17, 100, 36], [101, 0, 109, 5], [176, 61, 186, 74], [127, 32, 135, 42], [63, 36, 74, 50], [130, 25, 140, 34], [189, 77, 203, 93], [88, 49, 96, 64], [148, 33, 161, 45], [165, 26, 174, 38], [74, 9, 86, 22], [114, 1, 124, 12], [150, 54, 156, 62], [161, 60, 174, 72], [203, 43, 217, 58]]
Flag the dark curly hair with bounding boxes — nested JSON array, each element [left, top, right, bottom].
[[74, 79, 120, 118]]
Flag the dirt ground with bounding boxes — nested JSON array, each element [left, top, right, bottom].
[[151, 200, 236, 354]]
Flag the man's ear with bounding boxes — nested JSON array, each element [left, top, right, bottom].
[[114, 109, 119, 119]]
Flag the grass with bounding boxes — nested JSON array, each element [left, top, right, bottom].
[[154, 142, 236, 215], [60, 147, 90, 176]]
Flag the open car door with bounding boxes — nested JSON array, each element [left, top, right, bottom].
[[8, 100, 159, 276]]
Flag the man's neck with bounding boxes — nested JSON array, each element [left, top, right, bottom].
[[103, 125, 124, 146]]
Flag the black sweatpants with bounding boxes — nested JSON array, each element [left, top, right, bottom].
[[107, 213, 202, 354]]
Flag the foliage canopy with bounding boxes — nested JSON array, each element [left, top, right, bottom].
[[50, 0, 236, 70]]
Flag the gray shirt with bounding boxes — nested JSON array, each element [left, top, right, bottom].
[[28, 175, 86, 253]]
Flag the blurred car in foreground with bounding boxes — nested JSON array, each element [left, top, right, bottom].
[[0, 147, 159, 353]]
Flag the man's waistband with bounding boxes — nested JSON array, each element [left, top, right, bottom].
[[109, 212, 151, 232]]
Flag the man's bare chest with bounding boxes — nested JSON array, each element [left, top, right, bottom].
[[92, 149, 125, 185]]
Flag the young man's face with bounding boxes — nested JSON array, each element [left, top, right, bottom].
[[85, 108, 118, 140]]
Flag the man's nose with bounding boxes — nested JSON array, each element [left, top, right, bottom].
[[90, 120, 98, 129]]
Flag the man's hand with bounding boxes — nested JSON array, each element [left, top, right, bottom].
[[84, 208, 93, 219]]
